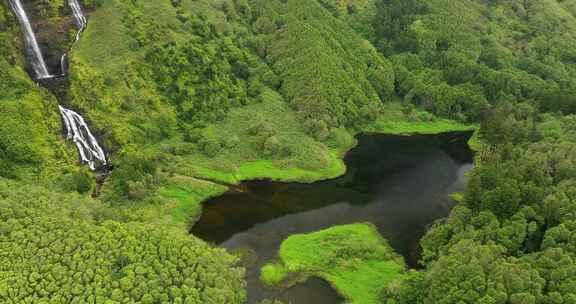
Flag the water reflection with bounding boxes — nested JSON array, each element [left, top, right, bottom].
[[192, 132, 473, 303]]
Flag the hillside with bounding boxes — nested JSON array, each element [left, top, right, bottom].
[[63, 0, 473, 216], [1, 0, 576, 303]]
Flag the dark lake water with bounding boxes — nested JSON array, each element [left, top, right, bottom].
[[191, 132, 474, 303]]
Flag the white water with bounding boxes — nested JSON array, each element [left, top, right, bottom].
[[59, 106, 107, 170], [9, 0, 107, 170], [68, 0, 87, 42], [59, 0, 87, 75], [60, 53, 67, 75], [8, 0, 53, 79], [60, 0, 107, 169]]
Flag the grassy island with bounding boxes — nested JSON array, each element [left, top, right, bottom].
[[260, 223, 410, 304]]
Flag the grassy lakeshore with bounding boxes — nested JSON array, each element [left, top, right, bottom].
[[186, 143, 353, 185], [260, 223, 409, 304], [158, 115, 474, 227], [182, 115, 475, 186], [368, 117, 476, 135], [66, 0, 478, 229], [160, 178, 228, 225]]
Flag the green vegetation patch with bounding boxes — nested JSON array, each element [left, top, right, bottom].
[[0, 9, 77, 182], [364, 103, 476, 135], [67, 0, 474, 206], [160, 177, 228, 225], [370, 117, 475, 135], [0, 178, 246, 303], [155, 92, 356, 185], [73, 0, 134, 74], [261, 223, 407, 304]]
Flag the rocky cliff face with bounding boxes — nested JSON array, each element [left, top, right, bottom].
[[19, 0, 89, 75]]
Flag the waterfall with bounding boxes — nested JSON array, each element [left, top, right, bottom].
[[60, 53, 67, 75], [58, 0, 107, 170], [59, 0, 87, 75], [59, 106, 107, 170], [8, 0, 53, 79], [68, 0, 87, 42], [9, 0, 107, 170]]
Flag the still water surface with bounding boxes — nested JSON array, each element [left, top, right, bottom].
[[192, 132, 473, 303]]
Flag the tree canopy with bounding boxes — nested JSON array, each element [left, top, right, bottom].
[[3, 0, 576, 302]]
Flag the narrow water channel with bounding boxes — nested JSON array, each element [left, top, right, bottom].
[[191, 132, 473, 303]]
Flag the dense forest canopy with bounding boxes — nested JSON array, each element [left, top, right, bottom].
[[0, 179, 245, 303], [1, 0, 576, 303]]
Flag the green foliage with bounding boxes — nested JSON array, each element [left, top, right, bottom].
[[260, 223, 407, 304], [317, 0, 378, 38], [106, 151, 163, 201], [0, 6, 77, 182], [0, 179, 246, 303], [404, 111, 576, 303], [56, 168, 96, 194], [148, 92, 356, 184], [422, 240, 544, 304], [6, 0, 576, 302], [375, 0, 576, 120], [160, 178, 228, 225], [67, 0, 396, 201], [62, 0, 476, 206], [249, 0, 394, 129], [260, 263, 289, 287]]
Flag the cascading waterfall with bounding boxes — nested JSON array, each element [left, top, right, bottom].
[[68, 0, 87, 41], [59, 106, 107, 170], [9, 0, 107, 170], [60, 0, 87, 75], [8, 0, 53, 79]]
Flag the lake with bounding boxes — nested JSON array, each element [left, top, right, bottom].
[[191, 132, 474, 303]]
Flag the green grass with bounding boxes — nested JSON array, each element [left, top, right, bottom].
[[467, 129, 485, 152], [236, 152, 346, 182], [260, 263, 289, 286], [260, 223, 407, 304], [159, 177, 228, 225], [152, 92, 357, 185], [326, 260, 405, 303], [73, 0, 135, 74], [160, 99, 471, 186], [368, 115, 476, 135], [188, 147, 349, 184]]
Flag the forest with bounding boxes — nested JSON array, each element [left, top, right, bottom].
[[1, 0, 576, 303]]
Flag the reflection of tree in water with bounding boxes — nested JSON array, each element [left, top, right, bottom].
[[191, 132, 474, 303]]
